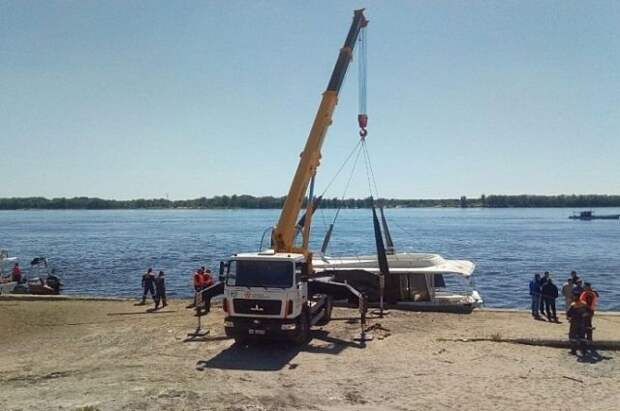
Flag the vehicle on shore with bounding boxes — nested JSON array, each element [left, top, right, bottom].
[[569, 210, 620, 220]]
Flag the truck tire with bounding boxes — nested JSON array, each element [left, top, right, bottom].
[[291, 309, 310, 345], [315, 296, 333, 326]]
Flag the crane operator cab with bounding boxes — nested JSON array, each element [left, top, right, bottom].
[[220, 250, 332, 345]]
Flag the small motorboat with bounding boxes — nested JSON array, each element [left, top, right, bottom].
[[569, 210, 620, 220], [1, 253, 63, 295]]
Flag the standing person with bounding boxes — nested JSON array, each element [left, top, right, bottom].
[[573, 279, 584, 297], [11, 263, 22, 283], [542, 278, 559, 322], [140, 268, 156, 305], [540, 272, 550, 314], [188, 268, 206, 309], [580, 282, 599, 342], [566, 294, 588, 355], [529, 273, 542, 319], [154, 271, 167, 310], [561, 277, 574, 312], [193, 268, 205, 292], [570, 270, 580, 285], [201, 268, 214, 288]]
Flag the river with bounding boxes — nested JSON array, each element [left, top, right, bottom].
[[1, 208, 618, 310]]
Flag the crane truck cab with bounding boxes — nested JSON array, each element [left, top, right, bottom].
[[220, 251, 333, 345]]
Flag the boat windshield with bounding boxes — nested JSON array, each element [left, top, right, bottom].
[[226, 259, 293, 288]]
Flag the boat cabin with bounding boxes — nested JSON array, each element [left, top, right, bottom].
[[313, 253, 483, 313]]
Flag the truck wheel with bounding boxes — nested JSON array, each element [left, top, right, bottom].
[[291, 309, 310, 345], [315, 297, 333, 326]]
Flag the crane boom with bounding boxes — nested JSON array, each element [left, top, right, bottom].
[[272, 9, 368, 254]]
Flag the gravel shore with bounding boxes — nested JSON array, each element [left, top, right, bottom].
[[1, 298, 619, 411]]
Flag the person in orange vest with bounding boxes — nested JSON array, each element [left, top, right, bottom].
[[579, 282, 599, 342], [193, 268, 205, 292], [201, 267, 214, 288], [189, 267, 209, 309], [566, 294, 588, 356]]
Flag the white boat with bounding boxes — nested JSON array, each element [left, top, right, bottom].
[[313, 252, 483, 312], [0, 250, 19, 294]]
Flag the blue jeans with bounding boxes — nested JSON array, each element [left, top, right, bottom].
[[531, 294, 541, 316]]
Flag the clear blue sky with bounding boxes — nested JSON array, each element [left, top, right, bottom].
[[1, 1, 619, 200]]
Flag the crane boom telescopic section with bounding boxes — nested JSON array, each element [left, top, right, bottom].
[[272, 9, 368, 254]]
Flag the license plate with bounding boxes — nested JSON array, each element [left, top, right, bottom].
[[248, 329, 266, 335]]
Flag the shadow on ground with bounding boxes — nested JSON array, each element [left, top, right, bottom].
[[576, 349, 613, 364], [196, 329, 365, 371]]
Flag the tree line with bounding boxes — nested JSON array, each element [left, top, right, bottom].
[[1, 194, 619, 210]]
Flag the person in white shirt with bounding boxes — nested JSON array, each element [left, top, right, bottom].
[[561, 277, 574, 312]]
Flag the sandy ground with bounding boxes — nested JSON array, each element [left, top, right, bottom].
[[0, 298, 619, 411]]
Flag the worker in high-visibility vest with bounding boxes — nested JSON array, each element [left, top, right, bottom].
[[580, 282, 599, 342], [201, 268, 214, 288], [193, 268, 205, 292]]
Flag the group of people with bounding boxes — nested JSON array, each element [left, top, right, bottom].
[[193, 266, 215, 292], [529, 270, 599, 355], [139, 265, 216, 311], [139, 268, 167, 310], [190, 266, 215, 310], [529, 271, 561, 321]]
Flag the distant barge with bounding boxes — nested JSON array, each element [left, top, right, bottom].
[[569, 210, 620, 220]]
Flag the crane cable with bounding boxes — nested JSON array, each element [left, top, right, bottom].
[[358, 27, 368, 138]]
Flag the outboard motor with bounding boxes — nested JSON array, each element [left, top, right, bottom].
[[45, 275, 62, 294]]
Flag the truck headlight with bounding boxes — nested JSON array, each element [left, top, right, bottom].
[[224, 320, 234, 327], [281, 323, 296, 331]]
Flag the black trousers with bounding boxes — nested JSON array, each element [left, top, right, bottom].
[[544, 299, 557, 320], [585, 314, 594, 341], [142, 281, 155, 300], [155, 288, 167, 307]]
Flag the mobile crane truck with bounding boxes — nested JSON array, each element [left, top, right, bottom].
[[218, 10, 369, 345]]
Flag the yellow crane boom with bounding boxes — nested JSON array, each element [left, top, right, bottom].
[[272, 9, 368, 256]]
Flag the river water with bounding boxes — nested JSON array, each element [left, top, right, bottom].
[[1, 208, 619, 310]]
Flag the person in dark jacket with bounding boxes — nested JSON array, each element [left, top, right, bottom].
[[567, 294, 588, 355], [154, 271, 167, 310], [570, 270, 580, 285], [573, 279, 584, 297], [542, 278, 559, 322], [140, 268, 156, 305], [529, 273, 542, 319], [539, 271, 550, 314]]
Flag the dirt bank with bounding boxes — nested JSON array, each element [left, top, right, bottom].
[[1, 299, 619, 411]]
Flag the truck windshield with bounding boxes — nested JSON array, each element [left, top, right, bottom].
[[226, 260, 293, 288]]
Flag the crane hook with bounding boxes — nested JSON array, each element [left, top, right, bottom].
[[358, 114, 368, 139]]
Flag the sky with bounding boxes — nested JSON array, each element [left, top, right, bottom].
[[1, 1, 619, 200]]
